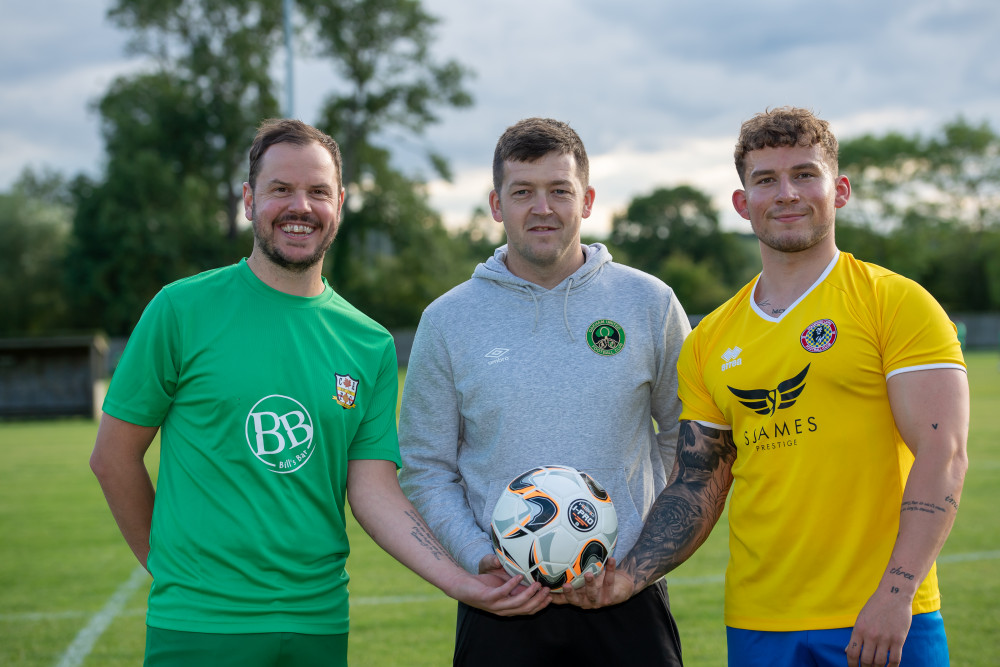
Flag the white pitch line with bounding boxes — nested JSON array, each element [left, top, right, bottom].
[[937, 549, 1000, 564], [7, 549, 995, 647], [54, 566, 148, 667]]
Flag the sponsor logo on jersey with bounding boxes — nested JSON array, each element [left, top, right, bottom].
[[729, 365, 819, 452], [485, 347, 510, 365], [721, 346, 743, 371], [728, 364, 810, 416], [334, 373, 359, 409], [245, 394, 316, 473], [800, 319, 837, 353], [587, 319, 625, 356]]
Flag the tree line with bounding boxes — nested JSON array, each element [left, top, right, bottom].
[[2, 1, 999, 337]]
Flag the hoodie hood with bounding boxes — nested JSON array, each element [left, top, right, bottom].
[[471, 243, 613, 340]]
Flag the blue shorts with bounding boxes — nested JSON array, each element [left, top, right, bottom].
[[727, 611, 949, 667]]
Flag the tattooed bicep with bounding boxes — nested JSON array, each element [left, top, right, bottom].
[[677, 421, 737, 475]]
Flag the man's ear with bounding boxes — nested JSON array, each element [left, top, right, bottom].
[[732, 190, 751, 220], [489, 190, 503, 222]]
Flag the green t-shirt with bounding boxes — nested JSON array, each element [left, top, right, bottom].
[[104, 260, 401, 634]]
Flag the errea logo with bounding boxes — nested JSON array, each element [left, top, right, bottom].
[[721, 347, 743, 371], [245, 394, 316, 474]]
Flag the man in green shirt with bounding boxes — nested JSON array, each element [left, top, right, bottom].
[[91, 118, 550, 666]]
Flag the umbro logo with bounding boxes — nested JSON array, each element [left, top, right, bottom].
[[485, 347, 510, 365], [721, 347, 743, 371], [728, 364, 810, 416]]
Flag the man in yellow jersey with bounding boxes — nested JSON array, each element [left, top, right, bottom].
[[561, 107, 969, 667], [90, 118, 549, 667]]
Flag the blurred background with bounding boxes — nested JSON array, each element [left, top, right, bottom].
[[1, 0, 999, 390], [1, 3, 999, 665]]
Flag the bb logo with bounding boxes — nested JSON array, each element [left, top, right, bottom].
[[245, 395, 316, 474], [568, 499, 598, 532]]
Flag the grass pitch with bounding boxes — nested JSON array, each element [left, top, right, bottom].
[[1, 352, 997, 665]]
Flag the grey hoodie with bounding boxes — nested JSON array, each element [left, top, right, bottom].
[[398, 243, 691, 573]]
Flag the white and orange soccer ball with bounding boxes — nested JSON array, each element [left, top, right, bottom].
[[490, 465, 618, 590]]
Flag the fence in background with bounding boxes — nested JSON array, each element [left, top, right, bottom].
[[2, 313, 996, 419]]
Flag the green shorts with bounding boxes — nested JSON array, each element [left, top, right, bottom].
[[144, 627, 347, 667]]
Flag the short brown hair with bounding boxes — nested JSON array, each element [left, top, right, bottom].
[[248, 118, 343, 191], [734, 107, 838, 185], [492, 118, 589, 192]]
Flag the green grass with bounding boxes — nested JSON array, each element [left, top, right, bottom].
[[1, 351, 997, 665]]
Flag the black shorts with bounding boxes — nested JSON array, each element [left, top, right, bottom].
[[454, 579, 683, 666]]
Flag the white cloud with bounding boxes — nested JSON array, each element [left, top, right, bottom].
[[2, 0, 999, 231]]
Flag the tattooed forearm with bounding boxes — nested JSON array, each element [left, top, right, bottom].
[[622, 422, 736, 587], [404, 509, 459, 565], [900, 500, 947, 515]]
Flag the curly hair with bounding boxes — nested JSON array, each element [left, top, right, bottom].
[[734, 107, 838, 185]]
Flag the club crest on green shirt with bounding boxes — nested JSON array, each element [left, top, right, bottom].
[[245, 394, 316, 473], [334, 373, 360, 409], [587, 319, 625, 356]]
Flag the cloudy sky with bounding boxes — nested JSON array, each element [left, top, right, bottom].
[[3, 0, 1000, 235]]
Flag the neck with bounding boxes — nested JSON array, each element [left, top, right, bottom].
[[246, 252, 326, 297], [756, 243, 838, 312], [505, 245, 586, 290]]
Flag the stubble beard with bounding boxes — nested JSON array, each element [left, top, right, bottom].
[[252, 206, 337, 273], [754, 218, 833, 254], [510, 217, 577, 269]]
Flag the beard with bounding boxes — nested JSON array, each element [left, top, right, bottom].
[[251, 205, 338, 273], [753, 218, 833, 254]]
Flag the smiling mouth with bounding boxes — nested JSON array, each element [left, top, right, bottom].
[[771, 211, 807, 222], [280, 223, 315, 236]]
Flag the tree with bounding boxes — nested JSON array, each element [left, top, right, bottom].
[[67, 0, 474, 333], [839, 117, 1000, 232], [107, 0, 284, 239], [609, 185, 758, 313], [837, 118, 1000, 311], [65, 145, 242, 335], [0, 170, 73, 335], [303, 0, 474, 294]]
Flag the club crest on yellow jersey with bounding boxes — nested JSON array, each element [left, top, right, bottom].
[[800, 319, 837, 353]]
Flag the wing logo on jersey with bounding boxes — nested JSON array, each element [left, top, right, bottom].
[[728, 364, 810, 416]]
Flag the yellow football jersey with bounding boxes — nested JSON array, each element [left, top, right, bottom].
[[678, 252, 965, 631]]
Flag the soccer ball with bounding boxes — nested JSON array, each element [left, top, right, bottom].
[[490, 465, 618, 590]]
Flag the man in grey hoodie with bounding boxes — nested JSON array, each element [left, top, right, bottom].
[[399, 117, 690, 666]]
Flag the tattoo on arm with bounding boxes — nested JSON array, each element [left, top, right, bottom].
[[404, 509, 459, 565], [900, 500, 947, 515], [621, 421, 736, 588]]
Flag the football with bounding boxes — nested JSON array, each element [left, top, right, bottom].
[[490, 465, 618, 590]]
